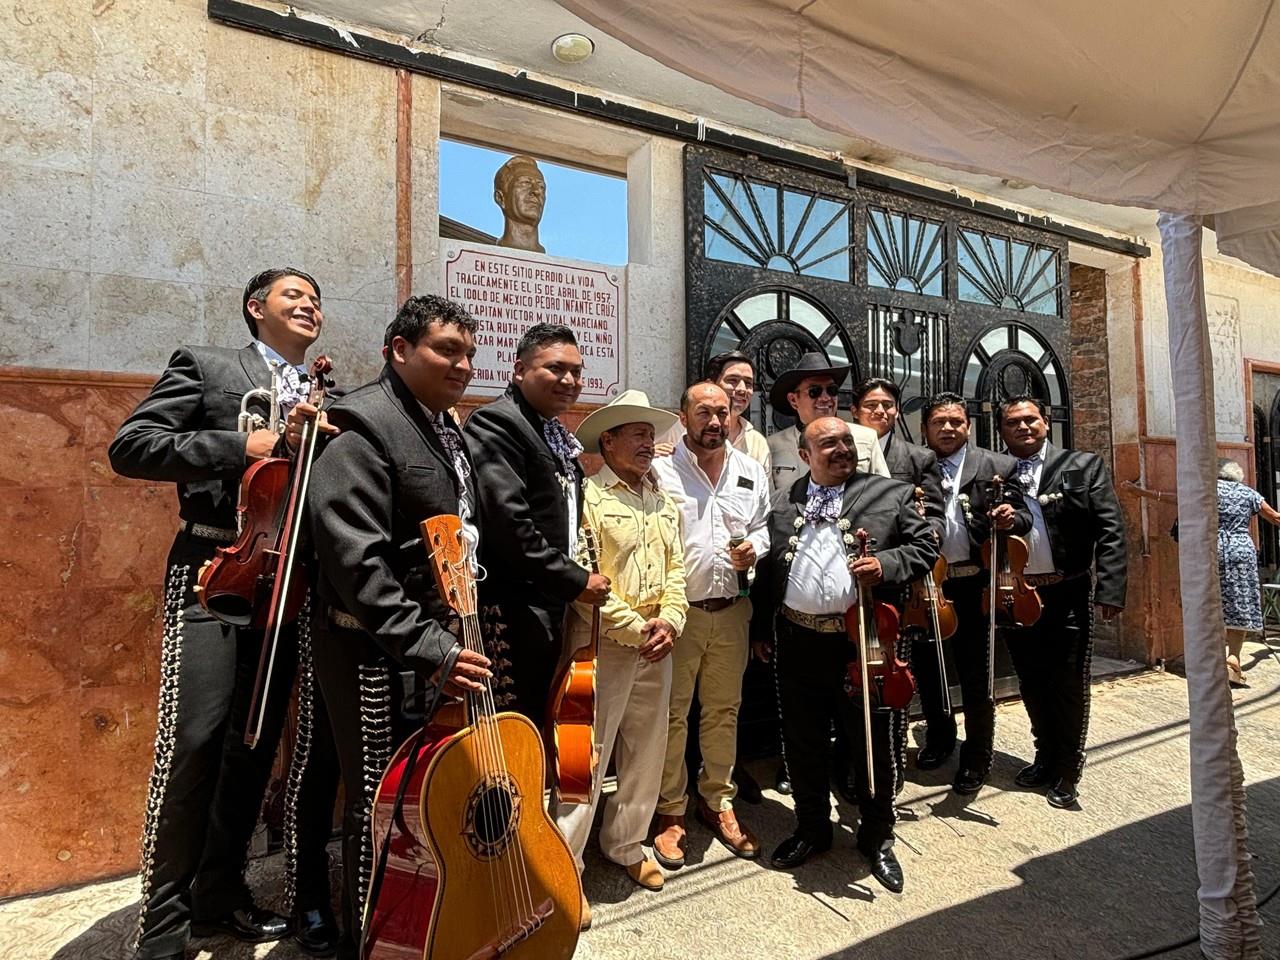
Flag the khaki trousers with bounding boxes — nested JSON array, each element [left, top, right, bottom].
[[554, 635, 673, 869], [658, 598, 752, 816]]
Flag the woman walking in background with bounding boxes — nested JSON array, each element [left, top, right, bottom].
[[1126, 458, 1280, 687]]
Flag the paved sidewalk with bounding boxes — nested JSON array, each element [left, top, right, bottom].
[[5, 644, 1279, 960]]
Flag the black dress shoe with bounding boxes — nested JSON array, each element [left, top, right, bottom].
[[294, 906, 340, 957], [915, 742, 955, 771], [863, 845, 904, 893], [775, 763, 793, 796], [769, 833, 831, 869], [1047, 779, 1079, 809], [953, 769, 986, 796], [1014, 761, 1052, 788], [734, 766, 764, 805], [191, 905, 293, 943]]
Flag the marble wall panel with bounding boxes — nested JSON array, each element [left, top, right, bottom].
[[204, 108, 307, 207], [0, 587, 81, 701], [0, 163, 91, 272], [0, 485, 84, 596], [308, 49, 397, 144], [80, 584, 160, 689], [0, 690, 81, 818], [88, 274, 203, 374], [0, 0, 93, 74], [91, 81, 204, 189], [0, 59, 91, 173], [204, 19, 310, 120], [90, 0, 208, 100], [318, 298, 395, 387], [0, 264, 92, 369], [90, 181, 205, 285], [201, 283, 253, 352], [82, 382, 153, 485], [81, 484, 173, 591], [201, 195, 307, 289], [0, 380, 86, 488]]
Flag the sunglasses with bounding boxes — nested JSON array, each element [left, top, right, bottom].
[[804, 385, 841, 400]]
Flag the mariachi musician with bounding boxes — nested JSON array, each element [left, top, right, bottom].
[[849, 376, 945, 793], [464, 323, 610, 725], [109, 268, 341, 960], [998, 395, 1126, 809], [307, 295, 493, 960], [752, 417, 935, 891], [915, 392, 1032, 794]]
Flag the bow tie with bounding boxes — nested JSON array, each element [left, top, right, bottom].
[[803, 484, 842, 523], [542, 416, 584, 475]]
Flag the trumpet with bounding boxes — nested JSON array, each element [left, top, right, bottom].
[[237, 363, 284, 434]]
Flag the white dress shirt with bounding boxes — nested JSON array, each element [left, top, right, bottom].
[[938, 446, 971, 563], [783, 481, 857, 614], [1017, 442, 1056, 575], [652, 440, 770, 602]]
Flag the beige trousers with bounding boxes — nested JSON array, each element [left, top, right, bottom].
[[554, 636, 673, 869], [657, 598, 752, 816]]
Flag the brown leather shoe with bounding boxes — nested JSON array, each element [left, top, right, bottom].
[[579, 892, 591, 931], [652, 814, 686, 869], [696, 799, 760, 859], [625, 858, 664, 890]]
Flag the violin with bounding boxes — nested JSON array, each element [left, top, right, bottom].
[[902, 486, 956, 714], [194, 355, 335, 747], [845, 528, 914, 797], [980, 474, 1043, 694]]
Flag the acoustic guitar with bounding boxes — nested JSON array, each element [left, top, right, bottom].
[[548, 520, 600, 805], [361, 514, 582, 960]]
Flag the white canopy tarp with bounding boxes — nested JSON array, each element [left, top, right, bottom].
[[558, 0, 1280, 274], [556, 1, 1280, 954]]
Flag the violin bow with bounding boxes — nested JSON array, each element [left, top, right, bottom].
[[244, 358, 333, 749]]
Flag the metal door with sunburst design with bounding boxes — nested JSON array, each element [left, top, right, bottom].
[[685, 144, 1072, 448]]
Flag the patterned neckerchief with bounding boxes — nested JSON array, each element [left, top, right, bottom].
[[542, 415, 584, 477], [429, 411, 471, 490], [1015, 449, 1044, 494], [253, 340, 308, 412], [803, 480, 843, 524]]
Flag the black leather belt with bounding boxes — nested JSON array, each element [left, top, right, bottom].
[[1024, 570, 1088, 588], [946, 563, 982, 579], [180, 520, 236, 544], [689, 596, 740, 613]]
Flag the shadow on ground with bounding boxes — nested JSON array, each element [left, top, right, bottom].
[[820, 776, 1280, 960]]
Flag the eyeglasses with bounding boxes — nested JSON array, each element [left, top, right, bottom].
[[804, 385, 841, 400]]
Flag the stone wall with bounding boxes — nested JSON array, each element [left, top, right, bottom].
[[1068, 264, 1113, 470]]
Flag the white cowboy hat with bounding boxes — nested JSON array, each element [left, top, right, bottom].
[[574, 389, 678, 453]]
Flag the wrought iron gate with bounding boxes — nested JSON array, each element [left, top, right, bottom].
[[684, 145, 1072, 445]]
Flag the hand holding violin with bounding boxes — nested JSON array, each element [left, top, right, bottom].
[[989, 502, 1017, 530], [849, 554, 883, 586], [284, 401, 339, 452], [245, 429, 279, 461]]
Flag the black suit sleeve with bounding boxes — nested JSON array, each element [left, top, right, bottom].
[[108, 348, 248, 482], [915, 449, 946, 537], [1087, 456, 1128, 609], [969, 469, 1033, 549], [466, 411, 589, 603], [308, 421, 459, 679], [877, 484, 939, 587]]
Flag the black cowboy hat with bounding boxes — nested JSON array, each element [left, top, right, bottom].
[[768, 352, 851, 417]]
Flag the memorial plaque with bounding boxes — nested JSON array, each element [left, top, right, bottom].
[[443, 240, 624, 402]]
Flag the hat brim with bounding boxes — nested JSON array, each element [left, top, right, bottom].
[[768, 364, 851, 417], [575, 405, 680, 453]]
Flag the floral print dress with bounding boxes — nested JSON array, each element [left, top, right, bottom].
[[1217, 479, 1265, 632]]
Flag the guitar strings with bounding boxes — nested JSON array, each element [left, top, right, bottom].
[[453, 538, 536, 924]]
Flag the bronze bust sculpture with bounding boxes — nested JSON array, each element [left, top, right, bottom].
[[493, 155, 547, 253]]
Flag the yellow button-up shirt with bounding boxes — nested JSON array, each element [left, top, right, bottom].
[[571, 463, 688, 647]]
